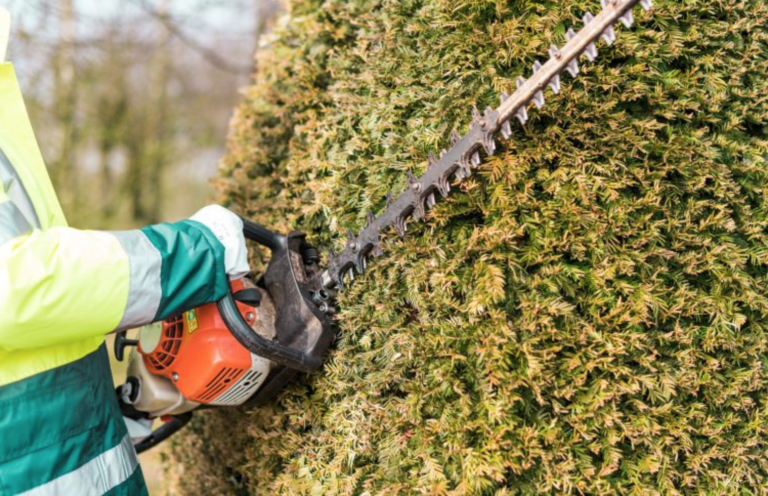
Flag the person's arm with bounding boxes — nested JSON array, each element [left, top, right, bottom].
[[0, 203, 247, 351]]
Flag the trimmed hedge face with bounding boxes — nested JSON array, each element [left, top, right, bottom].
[[167, 1, 768, 493]]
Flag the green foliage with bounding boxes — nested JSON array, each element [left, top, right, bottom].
[[168, 0, 768, 493]]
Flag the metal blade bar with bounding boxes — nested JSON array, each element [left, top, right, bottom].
[[495, 0, 636, 128], [315, 0, 651, 292]]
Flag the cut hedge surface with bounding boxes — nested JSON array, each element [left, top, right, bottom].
[[166, 1, 768, 494]]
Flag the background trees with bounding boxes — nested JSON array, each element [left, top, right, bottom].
[[168, 0, 768, 493], [6, 0, 280, 228]]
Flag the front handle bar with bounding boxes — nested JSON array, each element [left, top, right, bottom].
[[216, 218, 324, 373]]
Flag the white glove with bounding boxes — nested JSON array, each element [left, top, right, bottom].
[[123, 416, 153, 443], [190, 205, 250, 280]]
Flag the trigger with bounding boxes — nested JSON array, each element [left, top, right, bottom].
[[233, 288, 262, 307]]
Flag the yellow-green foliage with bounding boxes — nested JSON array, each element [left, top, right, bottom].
[[167, 1, 768, 493]]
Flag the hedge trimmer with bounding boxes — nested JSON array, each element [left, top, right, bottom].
[[115, 0, 654, 453]]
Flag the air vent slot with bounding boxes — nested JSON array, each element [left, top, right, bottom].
[[212, 370, 264, 406], [146, 315, 184, 371], [194, 367, 245, 403]]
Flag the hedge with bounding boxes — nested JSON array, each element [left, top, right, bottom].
[[166, 1, 768, 493]]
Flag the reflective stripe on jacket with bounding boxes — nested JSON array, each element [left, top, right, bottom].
[[0, 344, 147, 495]]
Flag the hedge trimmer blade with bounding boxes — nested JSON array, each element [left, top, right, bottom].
[[313, 0, 653, 293]]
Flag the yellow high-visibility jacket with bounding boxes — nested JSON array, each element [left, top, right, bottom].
[[0, 13, 228, 494], [0, 63, 229, 386]]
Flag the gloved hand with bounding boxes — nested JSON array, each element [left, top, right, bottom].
[[190, 205, 250, 280]]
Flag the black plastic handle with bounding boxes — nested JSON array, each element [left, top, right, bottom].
[[216, 218, 323, 373], [217, 295, 322, 372], [241, 218, 283, 251], [133, 413, 193, 454], [114, 331, 138, 362]]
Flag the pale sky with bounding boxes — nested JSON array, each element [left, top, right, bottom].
[[3, 0, 259, 78]]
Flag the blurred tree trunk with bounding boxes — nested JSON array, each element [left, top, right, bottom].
[[97, 67, 128, 221], [145, 0, 172, 224], [124, 128, 146, 222], [52, 0, 78, 217], [125, 0, 172, 225], [254, 0, 263, 58]]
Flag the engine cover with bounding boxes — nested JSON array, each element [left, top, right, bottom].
[[136, 279, 275, 408]]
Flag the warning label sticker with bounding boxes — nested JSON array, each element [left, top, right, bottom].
[[186, 309, 199, 333]]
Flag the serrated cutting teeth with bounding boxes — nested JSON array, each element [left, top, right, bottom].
[[548, 74, 561, 94], [500, 120, 512, 139], [481, 109, 497, 153], [499, 92, 512, 138], [482, 136, 496, 156], [601, 25, 616, 45], [471, 105, 482, 125], [483, 107, 496, 125], [414, 199, 427, 219], [564, 29, 580, 77], [451, 129, 461, 146], [471, 151, 481, 167], [394, 216, 407, 237], [458, 156, 472, 178], [584, 42, 598, 62], [406, 170, 419, 186], [516, 106, 528, 124], [319, 0, 654, 293], [547, 46, 563, 94], [566, 58, 579, 78], [436, 175, 450, 197], [597, 3, 617, 45], [530, 61, 545, 109], [619, 9, 634, 27]]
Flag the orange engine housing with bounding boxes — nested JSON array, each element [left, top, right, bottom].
[[140, 280, 268, 405]]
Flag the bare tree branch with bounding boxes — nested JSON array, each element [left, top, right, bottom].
[[132, 0, 254, 75]]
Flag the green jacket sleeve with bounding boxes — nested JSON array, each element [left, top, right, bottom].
[[0, 198, 229, 351]]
